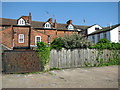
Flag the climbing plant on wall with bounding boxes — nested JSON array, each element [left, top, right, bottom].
[[36, 41, 50, 69]]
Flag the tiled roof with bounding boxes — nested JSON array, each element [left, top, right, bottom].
[[88, 24, 120, 36], [20, 16, 29, 21], [74, 25, 90, 30], [31, 21, 45, 28], [1, 18, 91, 30], [0, 18, 17, 25]]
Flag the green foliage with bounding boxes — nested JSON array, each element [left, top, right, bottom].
[[63, 33, 92, 49], [36, 41, 50, 69], [50, 37, 64, 50], [89, 38, 120, 50], [50, 68, 61, 71], [94, 64, 97, 67], [94, 49, 119, 67], [84, 61, 88, 67], [51, 33, 92, 50]]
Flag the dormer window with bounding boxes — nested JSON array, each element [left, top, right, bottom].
[[68, 24, 74, 30], [44, 22, 51, 28], [95, 27, 99, 30], [18, 18, 25, 25]]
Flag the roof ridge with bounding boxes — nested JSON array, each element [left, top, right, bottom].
[[0, 18, 17, 20]]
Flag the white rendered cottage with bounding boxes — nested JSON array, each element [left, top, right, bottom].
[[87, 24, 120, 43]]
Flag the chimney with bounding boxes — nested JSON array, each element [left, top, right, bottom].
[[28, 12, 32, 24], [54, 19, 57, 28], [67, 20, 72, 24]]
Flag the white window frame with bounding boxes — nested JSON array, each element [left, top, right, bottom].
[[35, 36, 41, 45], [19, 34, 24, 43], [68, 24, 74, 30], [44, 22, 51, 28]]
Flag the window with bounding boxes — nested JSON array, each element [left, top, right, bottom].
[[92, 36, 95, 43], [19, 34, 24, 43], [103, 32, 107, 38], [35, 36, 41, 45], [68, 24, 74, 30], [22, 20, 24, 24], [44, 22, 51, 28], [95, 27, 99, 30], [97, 34, 100, 42]]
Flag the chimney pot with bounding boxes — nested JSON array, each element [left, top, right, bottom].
[[29, 12, 31, 16], [28, 12, 32, 24], [55, 19, 56, 23]]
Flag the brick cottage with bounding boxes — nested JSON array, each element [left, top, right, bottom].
[[0, 13, 120, 50]]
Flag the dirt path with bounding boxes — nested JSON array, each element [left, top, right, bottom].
[[2, 65, 118, 88]]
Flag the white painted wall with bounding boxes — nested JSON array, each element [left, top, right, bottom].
[[44, 22, 51, 28], [88, 36, 92, 42], [110, 26, 119, 43], [18, 18, 25, 25], [87, 24, 102, 34], [88, 26, 119, 43], [106, 31, 110, 41], [68, 24, 74, 30], [94, 34, 97, 43], [100, 33, 103, 39]]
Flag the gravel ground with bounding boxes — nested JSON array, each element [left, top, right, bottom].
[[2, 65, 118, 88]]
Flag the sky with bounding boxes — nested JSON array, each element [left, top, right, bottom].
[[1, 2, 118, 27]]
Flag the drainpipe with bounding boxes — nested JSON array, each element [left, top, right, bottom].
[[12, 25, 14, 50]]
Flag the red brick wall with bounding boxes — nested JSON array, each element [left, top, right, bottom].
[[0, 25, 78, 49], [37, 29, 57, 43], [13, 27, 30, 47], [33, 29, 78, 43], [30, 29, 48, 45], [0, 27, 12, 49]]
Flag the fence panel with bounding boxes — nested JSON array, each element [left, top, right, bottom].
[[50, 48, 119, 69]]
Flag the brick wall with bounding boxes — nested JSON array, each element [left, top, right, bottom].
[[13, 27, 30, 48], [0, 26, 78, 49], [2, 50, 42, 73], [0, 27, 12, 49], [30, 29, 48, 45]]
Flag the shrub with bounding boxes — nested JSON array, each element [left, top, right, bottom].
[[36, 41, 50, 69], [89, 38, 120, 50], [51, 33, 92, 50], [50, 37, 64, 50], [62, 33, 92, 49]]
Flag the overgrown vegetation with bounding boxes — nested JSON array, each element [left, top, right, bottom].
[[89, 38, 120, 50], [50, 37, 64, 50], [51, 33, 92, 50], [36, 41, 50, 69]]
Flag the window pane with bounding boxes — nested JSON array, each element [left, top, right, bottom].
[[37, 37, 40, 40], [19, 34, 24, 43], [36, 36, 41, 44]]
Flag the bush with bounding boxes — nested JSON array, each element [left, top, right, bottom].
[[50, 37, 64, 50], [51, 33, 92, 50], [36, 41, 50, 69], [62, 33, 92, 49], [89, 38, 120, 50]]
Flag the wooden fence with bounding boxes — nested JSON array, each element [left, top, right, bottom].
[[50, 48, 119, 69], [2, 50, 42, 73]]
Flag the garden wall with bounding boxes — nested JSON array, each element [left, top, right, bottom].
[[50, 48, 119, 68], [2, 50, 42, 73]]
